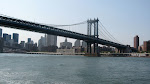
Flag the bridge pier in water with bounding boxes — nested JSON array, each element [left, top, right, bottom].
[[85, 18, 100, 57], [85, 42, 100, 57]]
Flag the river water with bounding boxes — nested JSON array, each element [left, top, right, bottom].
[[0, 53, 150, 84]]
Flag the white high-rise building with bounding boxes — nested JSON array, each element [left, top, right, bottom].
[[38, 36, 46, 51], [74, 40, 80, 47], [46, 34, 57, 46], [82, 41, 87, 48]]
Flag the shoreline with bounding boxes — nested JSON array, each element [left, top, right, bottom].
[[0, 52, 150, 57]]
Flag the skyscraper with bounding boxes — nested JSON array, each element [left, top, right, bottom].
[[13, 33, 19, 44], [38, 36, 46, 51], [3, 33, 8, 41], [8, 35, 11, 41], [20, 41, 25, 48], [134, 35, 139, 49], [82, 41, 87, 48], [28, 38, 31, 43], [3, 33, 11, 42], [0, 28, 2, 37], [46, 34, 57, 46], [74, 40, 80, 47]]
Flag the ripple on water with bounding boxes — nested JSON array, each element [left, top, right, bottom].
[[0, 54, 150, 84]]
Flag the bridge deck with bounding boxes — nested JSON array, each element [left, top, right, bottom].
[[0, 15, 132, 49]]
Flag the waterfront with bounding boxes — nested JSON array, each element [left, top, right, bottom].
[[0, 53, 150, 84]]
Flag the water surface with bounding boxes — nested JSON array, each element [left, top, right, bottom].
[[0, 53, 150, 84]]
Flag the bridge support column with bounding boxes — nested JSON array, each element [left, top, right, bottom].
[[87, 42, 91, 54], [85, 18, 100, 57], [85, 42, 100, 57], [94, 43, 96, 53], [95, 43, 100, 56]]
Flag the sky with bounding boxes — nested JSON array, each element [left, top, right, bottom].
[[0, 0, 150, 47]]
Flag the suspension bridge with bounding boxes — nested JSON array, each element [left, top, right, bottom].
[[0, 15, 136, 56]]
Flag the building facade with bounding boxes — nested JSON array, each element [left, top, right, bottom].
[[20, 41, 25, 48], [74, 40, 80, 47], [38, 36, 46, 51], [28, 38, 31, 43], [57, 49, 75, 55], [143, 41, 150, 52], [3, 33, 8, 41], [46, 34, 57, 46], [134, 35, 139, 49], [0, 28, 2, 37], [0, 37, 3, 52], [82, 41, 87, 48], [60, 38, 72, 49], [3, 33, 11, 46], [13, 33, 19, 44]]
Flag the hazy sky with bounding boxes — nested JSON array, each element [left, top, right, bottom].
[[0, 0, 150, 47]]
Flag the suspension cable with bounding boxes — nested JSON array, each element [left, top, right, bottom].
[[98, 29, 111, 41], [48, 21, 87, 27], [91, 24, 112, 41], [98, 22, 122, 44], [99, 24, 117, 42]]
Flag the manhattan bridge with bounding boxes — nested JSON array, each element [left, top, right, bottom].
[[0, 15, 136, 56]]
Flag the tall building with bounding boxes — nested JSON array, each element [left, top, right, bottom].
[[13, 33, 19, 44], [60, 38, 72, 49], [134, 35, 139, 49], [3, 33, 11, 42], [3, 33, 8, 41], [25, 38, 37, 51], [74, 40, 80, 47], [46, 34, 57, 46], [38, 36, 46, 51], [0, 28, 2, 37], [20, 41, 25, 48], [3, 33, 11, 46], [82, 41, 87, 47], [143, 41, 150, 52], [7, 35, 11, 41], [28, 38, 31, 43]]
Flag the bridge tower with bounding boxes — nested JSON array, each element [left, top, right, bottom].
[[86, 18, 100, 57]]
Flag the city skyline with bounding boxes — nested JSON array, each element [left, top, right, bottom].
[[0, 28, 85, 48], [0, 0, 150, 47]]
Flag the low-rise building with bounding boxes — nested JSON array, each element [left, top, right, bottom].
[[57, 49, 75, 55], [60, 38, 72, 49]]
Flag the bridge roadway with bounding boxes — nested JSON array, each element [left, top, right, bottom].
[[0, 15, 132, 49]]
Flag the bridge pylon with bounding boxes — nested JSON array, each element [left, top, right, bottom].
[[85, 18, 100, 57]]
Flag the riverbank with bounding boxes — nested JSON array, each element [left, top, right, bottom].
[[26, 52, 150, 57], [1, 52, 150, 57]]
